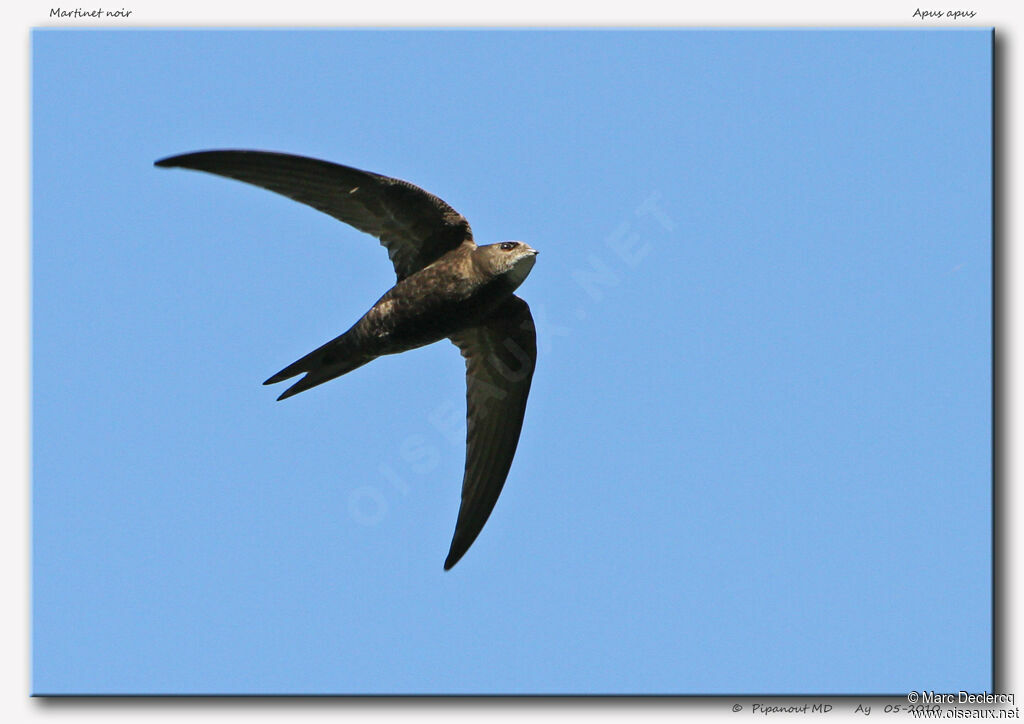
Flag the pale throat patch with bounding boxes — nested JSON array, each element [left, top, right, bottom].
[[505, 254, 536, 288]]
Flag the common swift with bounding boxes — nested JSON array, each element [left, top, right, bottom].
[[155, 150, 538, 570]]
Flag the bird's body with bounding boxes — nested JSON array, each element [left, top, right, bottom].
[[155, 150, 539, 569], [266, 239, 535, 400], [350, 242, 528, 356]]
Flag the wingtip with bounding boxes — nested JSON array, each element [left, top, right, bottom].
[[154, 150, 220, 168], [443, 545, 465, 570]]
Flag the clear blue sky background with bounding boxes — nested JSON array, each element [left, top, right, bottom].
[[32, 29, 991, 695]]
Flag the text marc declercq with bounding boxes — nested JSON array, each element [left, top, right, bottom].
[[919, 692, 1015, 705]]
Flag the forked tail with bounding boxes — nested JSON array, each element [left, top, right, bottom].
[[264, 333, 374, 401]]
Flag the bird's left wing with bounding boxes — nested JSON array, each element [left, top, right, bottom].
[[445, 296, 536, 570], [154, 150, 474, 281]]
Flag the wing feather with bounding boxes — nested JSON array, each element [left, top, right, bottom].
[[445, 296, 536, 569], [155, 150, 474, 280]]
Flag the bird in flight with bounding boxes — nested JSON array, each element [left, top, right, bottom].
[[155, 150, 539, 570]]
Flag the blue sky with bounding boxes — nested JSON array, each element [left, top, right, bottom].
[[32, 29, 991, 695]]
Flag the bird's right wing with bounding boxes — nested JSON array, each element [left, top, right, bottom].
[[445, 296, 536, 570], [155, 150, 474, 281]]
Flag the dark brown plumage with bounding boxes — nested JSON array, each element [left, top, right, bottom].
[[155, 150, 539, 569]]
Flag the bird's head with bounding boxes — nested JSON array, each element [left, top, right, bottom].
[[474, 241, 539, 289]]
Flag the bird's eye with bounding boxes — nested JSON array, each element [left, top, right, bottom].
[[500, 242, 518, 251]]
